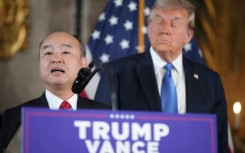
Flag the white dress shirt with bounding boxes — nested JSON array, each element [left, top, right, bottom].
[[45, 89, 78, 110], [150, 47, 186, 114]]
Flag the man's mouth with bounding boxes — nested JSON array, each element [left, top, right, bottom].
[[158, 39, 169, 43], [50, 68, 65, 73]]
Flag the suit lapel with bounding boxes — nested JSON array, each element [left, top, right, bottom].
[[77, 96, 87, 109], [34, 93, 49, 107], [135, 52, 162, 111], [184, 58, 202, 112], [26, 93, 49, 108]]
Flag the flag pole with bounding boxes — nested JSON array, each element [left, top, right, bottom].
[[138, 0, 145, 53]]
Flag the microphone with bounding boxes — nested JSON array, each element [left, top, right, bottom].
[[71, 61, 96, 94], [72, 60, 118, 110]]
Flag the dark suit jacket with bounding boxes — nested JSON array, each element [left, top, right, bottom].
[[0, 93, 110, 151], [95, 51, 228, 153]]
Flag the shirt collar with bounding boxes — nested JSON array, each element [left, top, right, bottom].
[[45, 89, 78, 110], [150, 47, 184, 75]]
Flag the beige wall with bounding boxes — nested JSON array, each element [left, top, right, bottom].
[[0, 0, 107, 113]]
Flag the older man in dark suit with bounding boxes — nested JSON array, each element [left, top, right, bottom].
[[0, 31, 110, 152], [95, 0, 228, 152]]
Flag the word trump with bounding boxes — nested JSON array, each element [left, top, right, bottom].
[[74, 121, 170, 153]]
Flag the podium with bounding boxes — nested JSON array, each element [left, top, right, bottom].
[[22, 107, 217, 153]]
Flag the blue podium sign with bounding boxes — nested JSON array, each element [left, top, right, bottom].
[[22, 107, 217, 153]]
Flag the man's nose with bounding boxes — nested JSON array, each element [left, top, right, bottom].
[[160, 22, 171, 35], [51, 52, 63, 63]]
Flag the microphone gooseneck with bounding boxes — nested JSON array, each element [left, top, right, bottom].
[[99, 64, 118, 111]]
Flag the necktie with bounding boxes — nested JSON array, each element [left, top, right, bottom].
[[161, 63, 178, 113], [59, 101, 72, 110]]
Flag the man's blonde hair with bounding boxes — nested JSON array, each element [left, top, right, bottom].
[[148, 0, 196, 30]]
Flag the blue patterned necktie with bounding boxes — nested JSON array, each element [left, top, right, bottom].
[[161, 63, 178, 113]]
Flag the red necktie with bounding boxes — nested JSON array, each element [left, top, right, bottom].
[[59, 101, 72, 110]]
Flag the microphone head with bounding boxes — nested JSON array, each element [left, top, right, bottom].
[[72, 61, 100, 94], [72, 69, 90, 94], [71, 80, 83, 94], [71, 61, 95, 94]]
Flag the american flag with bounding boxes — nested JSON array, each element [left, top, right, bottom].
[[84, 0, 154, 99], [84, 0, 202, 98], [83, 1, 233, 152], [86, 0, 153, 64]]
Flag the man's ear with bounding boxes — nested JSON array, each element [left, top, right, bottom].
[[147, 22, 152, 36], [81, 57, 87, 67], [184, 29, 194, 44]]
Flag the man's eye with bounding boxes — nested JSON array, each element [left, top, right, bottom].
[[171, 20, 182, 27], [63, 51, 70, 54], [154, 20, 162, 24], [152, 16, 164, 25], [44, 52, 52, 55], [153, 19, 163, 25], [172, 23, 180, 27]]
